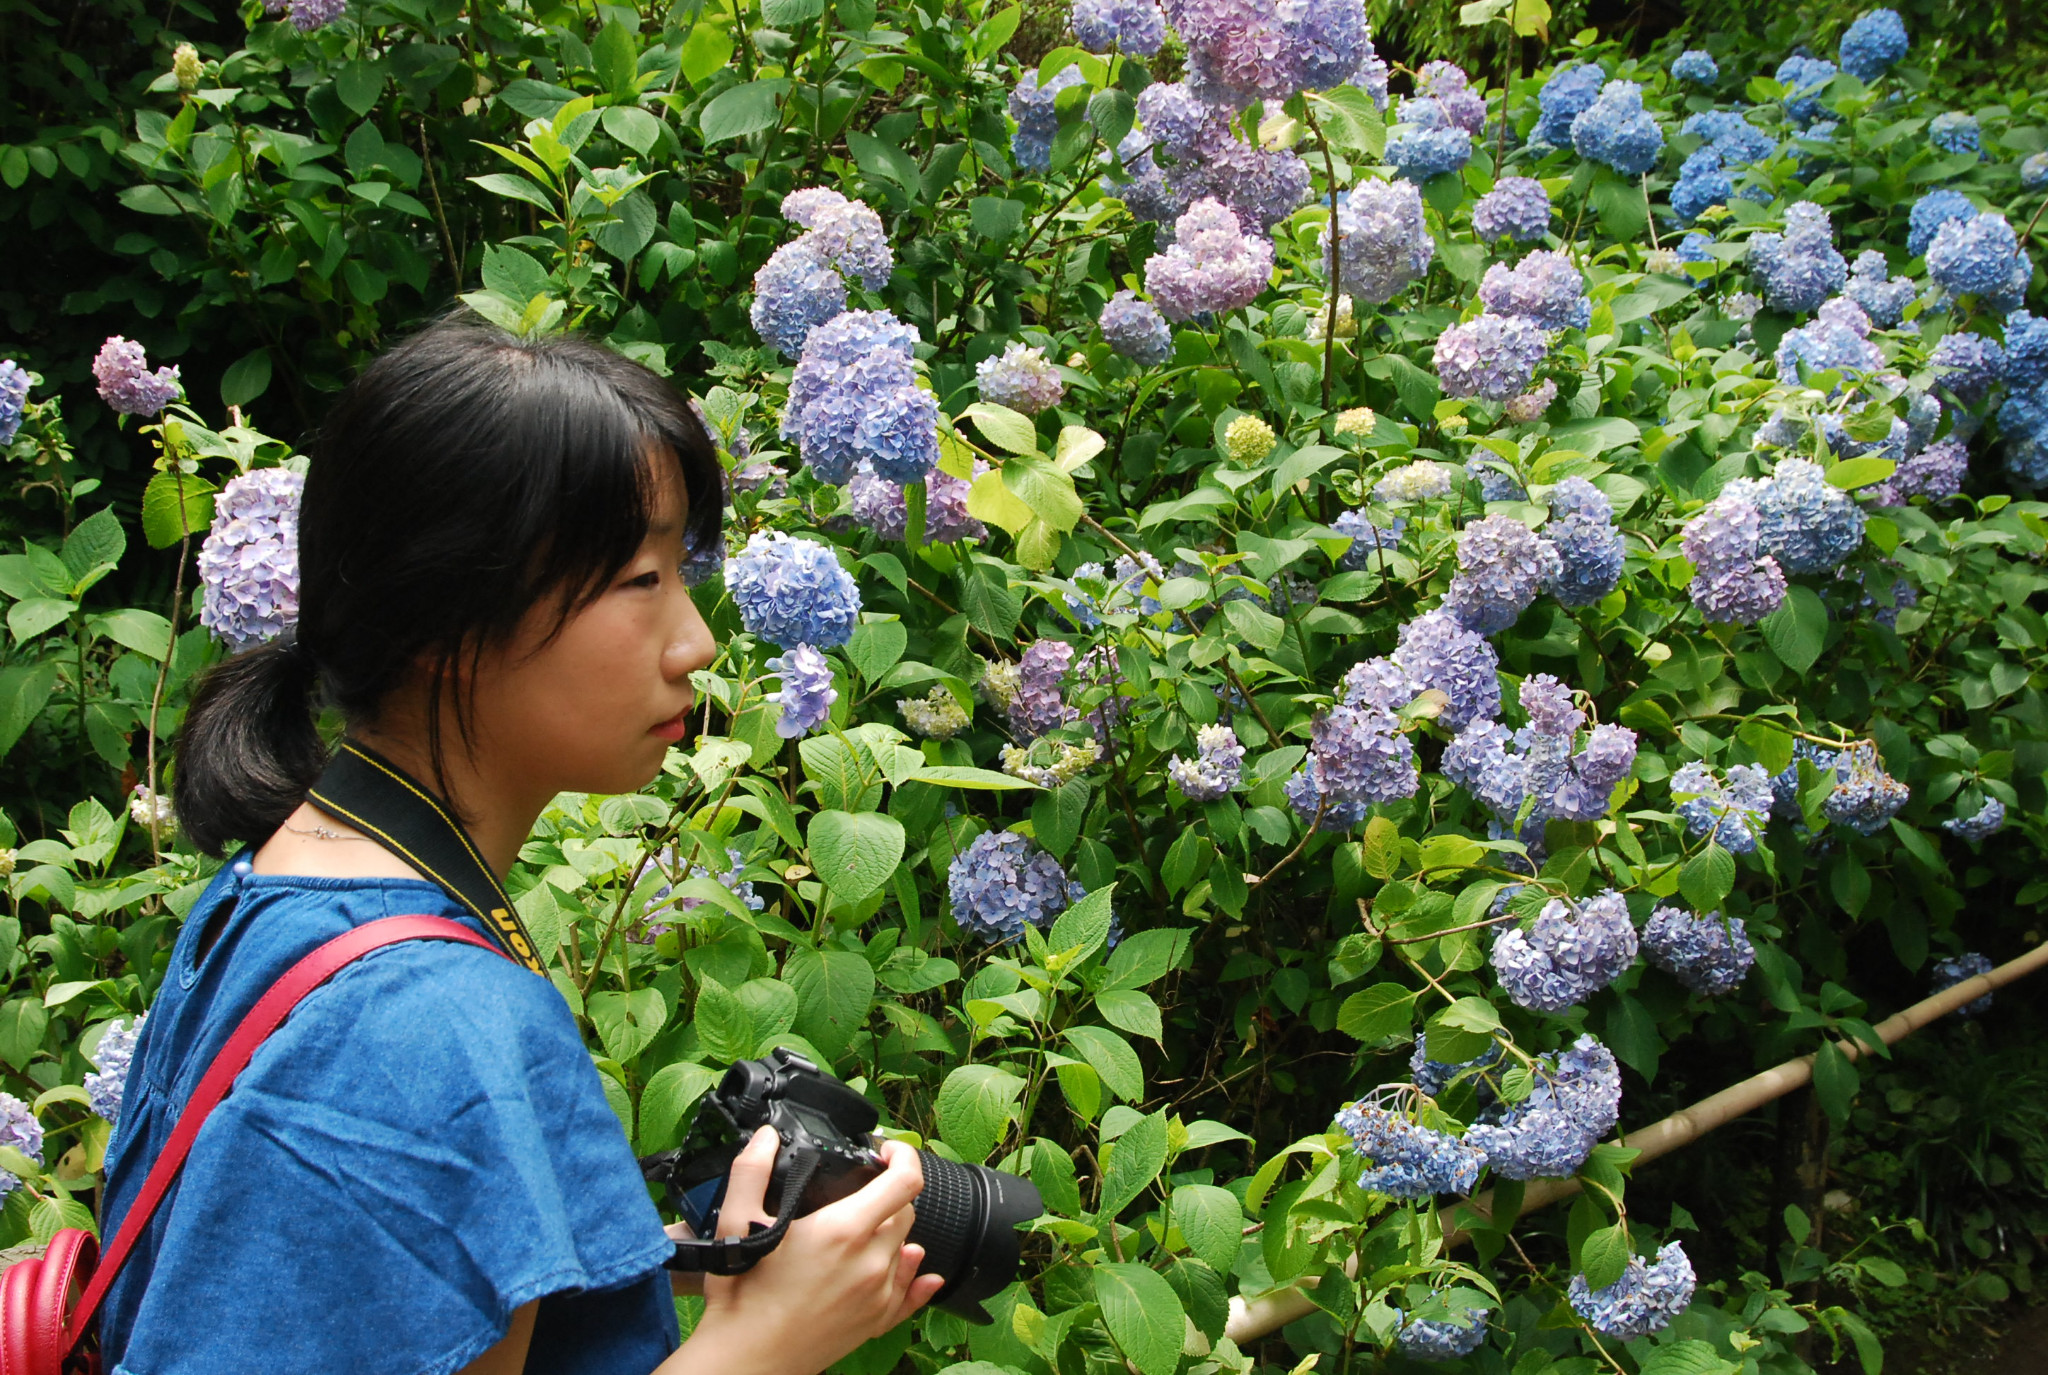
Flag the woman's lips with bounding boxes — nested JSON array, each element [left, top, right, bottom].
[[651, 710, 689, 742]]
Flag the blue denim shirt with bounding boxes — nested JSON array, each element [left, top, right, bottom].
[[98, 856, 679, 1374]]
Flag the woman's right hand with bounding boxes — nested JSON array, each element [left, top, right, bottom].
[[663, 1127, 947, 1375]]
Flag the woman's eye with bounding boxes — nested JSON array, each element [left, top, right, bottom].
[[627, 570, 661, 589]]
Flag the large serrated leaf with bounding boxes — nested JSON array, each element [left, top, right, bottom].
[[936, 1062, 1026, 1160], [1093, 1263, 1185, 1375], [806, 810, 905, 903]]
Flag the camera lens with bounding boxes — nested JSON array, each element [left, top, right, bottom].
[[905, 1152, 1043, 1324]]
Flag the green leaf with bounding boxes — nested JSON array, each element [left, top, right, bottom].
[[0, 663, 60, 759], [1097, 1108, 1168, 1218], [1170, 1183, 1243, 1271], [1580, 1221, 1632, 1291], [908, 766, 1038, 790], [845, 621, 908, 683], [1048, 883, 1115, 964], [1221, 597, 1284, 650], [956, 565, 1020, 638], [1103, 929, 1190, 990], [0, 1000, 46, 1070], [961, 402, 1039, 456], [601, 106, 662, 156], [784, 948, 875, 1059], [969, 195, 1025, 243], [1546, 416, 1641, 456], [592, 19, 642, 97], [1360, 816, 1401, 879], [1093, 988, 1162, 1041], [1813, 1040, 1859, 1123], [220, 348, 272, 407], [1760, 584, 1829, 673], [1827, 456, 1896, 490], [9, 599, 74, 643], [1638, 1340, 1739, 1375], [334, 58, 385, 117], [62, 508, 124, 585], [1093, 1263, 1185, 1375], [936, 1062, 1027, 1161], [1679, 843, 1736, 913], [637, 1061, 721, 1154], [845, 131, 922, 194], [588, 987, 668, 1063], [693, 974, 755, 1063], [468, 172, 556, 211], [94, 608, 172, 662], [1002, 456, 1085, 532], [806, 810, 906, 903], [1336, 983, 1416, 1042], [699, 79, 785, 142], [1063, 1024, 1143, 1101], [139, 470, 217, 549]]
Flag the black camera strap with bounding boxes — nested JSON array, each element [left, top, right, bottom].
[[303, 739, 548, 976], [662, 1147, 820, 1276]]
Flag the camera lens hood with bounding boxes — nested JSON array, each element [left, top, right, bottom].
[[906, 1152, 1043, 1324]]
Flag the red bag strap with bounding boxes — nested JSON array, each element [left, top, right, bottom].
[[65, 915, 513, 1348]]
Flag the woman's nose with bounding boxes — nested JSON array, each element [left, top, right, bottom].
[[665, 589, 718, 681]]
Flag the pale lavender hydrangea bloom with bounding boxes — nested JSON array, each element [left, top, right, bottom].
[[1350, 38, 1390, 109], [287, 0, 345, 30], [1145, 197, 1276, 320], [1008, 639, 1078, 741], [1472, 177, 1550, 243], [0, 1092, 42, 1197], [1340, 656, 1413, 712], [1283, 766, 1368, 830], [1434, 315, 1549, 402], [1755, 456, 1865, 574], [948, 830, 1086, 944], [767, 644, 837, 737], [977, 342, 1066, 414], [1491, 890, 1639, 1012], [1308, 703, 1418, 804], [1464, 1034, 1620, 1178], [751, 241, 849, 357], [1070, 0, 1167, 54], [1571, 80, 1664, 175], [1163, 0, 1370, 107], [1332, 1091, 1485, 1198], [1682, 483, 1786, 624], [1100, 290, 1174, 365], [1396, 1306, 1490, 1358], [1135, 81, 1229, 158], [1505, 379, 1557, 423], [1168, 723, 1246, 800], [1823, 741, 1908, 834], [1925, 212, 2022, 299], [1480, 250, 1591, 331], [1444, 515, 1561, 634], [129, 784, 174, 830], [1569, 1243, 1696, 1337], [783, 309, 939, 484], [1328, 179, 1434, 304], [1416, 61, 1486, 132], [1671, 760, 1775, 852], [93, 336, 180, 416], [1775, 295, 1884, 381], [1643, 907, 1753, 995], [780, 188, 892, 289], [1393, 609, 1499, 728], [2025, 152, 2048, 190], [725, 530, 862, 649], [0, 360, 28, 445], [198, 467, 304, 653], [1878, 438, 1969, 505], [86, 1016, 146, 1124], [1748, 202, 1848, 315]]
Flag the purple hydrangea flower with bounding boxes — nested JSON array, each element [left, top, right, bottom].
[[2003, 386, 2048, 486], [726, 531, 862, 649], [1393, 609, 1500, 729], [1308, 703, 1418, 804], [1332, 1091, 1485, 1198], [1643, 906, 1753, 995], [86, 1016, 146, 1125], [93, 336, 180, 416], [1480, 250, 1591, 331], [198, 467, 304, 653], [977, 342, 1066, 414], [1776, 296, 1884, 382], [1334, 509, 1402, 570], [1490, 890, 1639, 1012], [1881, 438, 1969, 504], [1164, 0, 1371, 107], [1070, 0, 1167, 54], [1351, 36, 1390, 108], [781, 188, 892, 291], [1671, 147, 1732, 224], [1569, 1242, 1696, 1337], [1547, 478, 1624, 607], [1748, 202, 1848, 315], [1671, 49, 1717, 84], [1504, 379, 1558, 425], [1145, 197, 1276, 320], [1444, 515, 1561, 634], [1100, 290, 1174, 365], [1533, 64, 1604, 147], [783, 309, 939, 484], [0, 1092, 41, 1197], [1572, 80, 1664, 176], [1775, 54, 1838, 125], [767, 644, 836, 737], [1434, 315, 1550, 402], [1396, 1306, 1490, 1358], [1472, 177, 1551, 242], [1135, 81, 1229, 158], [1416, 62, 1486, 132], [0, 360, 27, 445], [751, 241, 849, 358], [1932, 332, 2007, 403], [948, 829, 1087, 944], [1008, 638, 1078, 741], [1671, 760, 1775, 852], [1682, 483, 1787, 624], [1934, 951, 1995, 1016], [1283, 766, 1368, 830], [285, 0, 345, 29], [635, 845, 765, 942], [1839, 9, 1908, 82], [1823, 741, 1908, 834], [1755, 456, 1865, 573], [1168, 723, 1245, 800], [1328, 179, 1435, 304], [1930, 111, 1981, 156], [1465, 1034, 1620, 1178], [1926, 212, 2021, 298], [1844, 250, 1915, 327], [1341, 656, 1414, 713]]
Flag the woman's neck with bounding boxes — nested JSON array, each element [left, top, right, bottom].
[[347, 721, 552, 880]]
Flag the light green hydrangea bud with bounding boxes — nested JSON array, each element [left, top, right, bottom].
[[1000, 739, 1101, 788], [172, 43, 203, 93], [1335, 406, 1376, 438], [1225, 414, 1277, 465], [898, 686, 970, 739]]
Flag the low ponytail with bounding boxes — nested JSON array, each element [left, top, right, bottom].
[[172, 637, 327, 856]]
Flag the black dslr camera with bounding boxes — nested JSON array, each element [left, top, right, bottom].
[[643, 1048, 1043, 1324]]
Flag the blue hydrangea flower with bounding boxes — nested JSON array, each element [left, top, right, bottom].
[[1776, 296, 1884, 384], [948, 829, 1086, 945], [1464, 1034, 1620, 1178], [1003, 638, 1078, 741], [0, 1092, 43, 1197], [1669, 147, 1732, 224], [726, 531, 862, 649], [1881, 438, 1970, 505], [1533, 63, 1605, 147], [1388, 122, 1473, 182], [1308, 703, 1418, 804], [1333, 509, 1401, 570], [1933, 950, 1995, 1015], [1754, 456, 1866, 573], [780, 188, 892, 291], [0, 360, 28, 445], [1146, 197, 1276, 320], [1351, 39, 1390, 108], [1682, 482, 1786, 624], [1332, 1091, 1485, 1198], [2002, 385, 2048, 486], [1908, 189, 1976, 257], [1670, 49, 1717, 84], [1681, 109, 1776, 169], [2006, 310, 2048, 389], [1010, 66, 1088, 170], [1180, 136, 1314, 233], [93, 335, 180, 416], [1283, 766, 1368, 830], [1748, 202, 1848, 314], [1472, 176, 1550, 242], [1341, 657, 1414, 714], [1434, 315, 1550, 402], [751, 240, 849, 358], [198, 467, 304, 654], [2025, 152, 2048, 191], [1396, 1306, 1490, 1359], [1393, 609, 1501, 728], [1168, 723, 1245, 800], [1548, 507, 1625, 609], [1844, 250, 1916, 326], [1774, 54, 1838, 125], [1930, 111, 1981, 156], [1932, 332, 2007, 404], [1491, 891, 1639, 1013], [767, 644, 836, 738], [1572, 80, 1664, 175], [86, 1016, 146, 1125], [1839, 9, 1908, 81], [1926, 211, 2022, 299], [1329, 178, 1435, 303], [977, 342, 1066, 414], [1823, 741, 1908, 834], [1070, 0, 1166, 54], [1416, 62, 1487, 132], [1672, 760, 1774, 852], [1643, 906, 1753, 995], [1944, 798, 2005, 844], [783, 309, 939, 484], [1569, 1242, 1697, 1337], [1444, 515, 1561, 633], [1481, 251, 1590, 332], [1099, 290, 1173, 365]]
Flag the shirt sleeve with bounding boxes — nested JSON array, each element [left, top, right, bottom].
[[109, 938, 675, 1375]]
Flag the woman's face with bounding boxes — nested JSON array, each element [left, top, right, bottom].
[[463, 455, 717, 800]]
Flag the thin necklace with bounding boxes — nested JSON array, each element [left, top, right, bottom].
[[281, 820, 372, 842]]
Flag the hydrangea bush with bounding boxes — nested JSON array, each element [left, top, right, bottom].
[[1, 2, 2046, 1371]]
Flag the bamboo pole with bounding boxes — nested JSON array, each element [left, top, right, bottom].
[[1221, 941, 2048, 1345]]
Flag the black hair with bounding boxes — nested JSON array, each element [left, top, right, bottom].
[[174, 309, 724, 855]]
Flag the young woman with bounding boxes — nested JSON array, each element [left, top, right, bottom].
[[99, 313, 943, 1373]]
